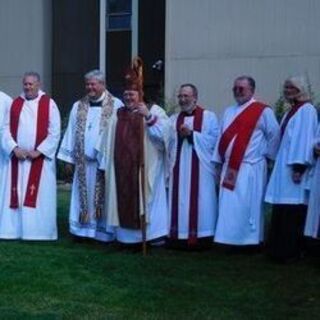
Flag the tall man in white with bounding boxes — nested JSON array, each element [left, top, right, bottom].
[[166, 84, 219, 246], [0, 72, 61, 240], [58, 70, 123, 242], [212, 76, 280, 246]]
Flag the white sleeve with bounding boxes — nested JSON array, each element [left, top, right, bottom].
[[193, 110, 219, 174], [145, 105, 168, 151], [0, 93, 12, 131], [0, 94, 13, 154], [261, 107, 281, 160], [57, 102, 78, 164], [287, 104, 318, 165], [1, 103, 18, 157], [37, 100, 61, 160], [211, 111, 227, 164], [113, 97, 124, 110]]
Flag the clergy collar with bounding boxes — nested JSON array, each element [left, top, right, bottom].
[[181, 104, 198, 117], [89, 101, 102, 107], [25, 94, 39, 101], [181, 105, 197, 116], [291, 100, 309, 109], [22, 90, 44, 101], [89, 91, 106, 105], [237, 97, 255, 109]]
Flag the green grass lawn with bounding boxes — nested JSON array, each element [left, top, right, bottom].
[[0, 191, 319, 320]]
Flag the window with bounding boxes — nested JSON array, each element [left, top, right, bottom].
[[107, 0, 132, 31], [105, 0, 133, 96]]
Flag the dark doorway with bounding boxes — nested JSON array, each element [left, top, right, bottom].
[[105, 0, 165, 104], [105, 0, 132, 99], [138, 0, 165, 105], [52, 0, 100, 119]]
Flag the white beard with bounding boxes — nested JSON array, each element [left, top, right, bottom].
[[180, 103, 195, 114]]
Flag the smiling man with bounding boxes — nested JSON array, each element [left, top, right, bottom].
[[212, 76, 280, 248], [166, 83, 219, 247], [58, 70, 123, 242], [97, 58, 168, 245], [0, 72, 61, 240]]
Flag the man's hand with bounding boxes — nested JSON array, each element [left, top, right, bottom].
[[179, 124, 192, 138], [135, 102, 151, 118], [27, 150, 42, 160], [13, 147, 28, 160], [27, 150, 41, 160]]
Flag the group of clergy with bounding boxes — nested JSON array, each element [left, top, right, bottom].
[[0, 62, 319, 263]]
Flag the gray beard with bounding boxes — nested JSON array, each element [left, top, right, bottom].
[[180, 104, 195, 114]]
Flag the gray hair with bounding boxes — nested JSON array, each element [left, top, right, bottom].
[[285, 76, 311, 101], [23, 71, 41, 82], [84, 69, 105, 83], [180, 83, 198, 99]]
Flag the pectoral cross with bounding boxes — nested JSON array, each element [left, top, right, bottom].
[[30, 184, 36, 196]]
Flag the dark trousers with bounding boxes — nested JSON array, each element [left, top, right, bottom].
[[267, 204, 307, 262]]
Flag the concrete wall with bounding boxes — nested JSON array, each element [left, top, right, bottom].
[[165, 0, 320, 115], [0, 0, 52, 98]]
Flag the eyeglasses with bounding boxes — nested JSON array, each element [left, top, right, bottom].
[[177, 94, 193, 99]]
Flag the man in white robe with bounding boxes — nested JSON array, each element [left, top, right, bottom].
[[0, 72, 61, 240], [166, 84, 219, 246], [58, 70, 123, 242], [213, 76, 280, 246], [97, 60, 168, 244], [265, 76, 318, 261], [304, 126, 320, 240]]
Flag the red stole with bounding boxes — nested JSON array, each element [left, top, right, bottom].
[[280, 101, 306, 138], [10, 95, 50, 208], [170, 106, 204, 245], [114, 107, 143, 229], [218, 101, 267, 191]]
